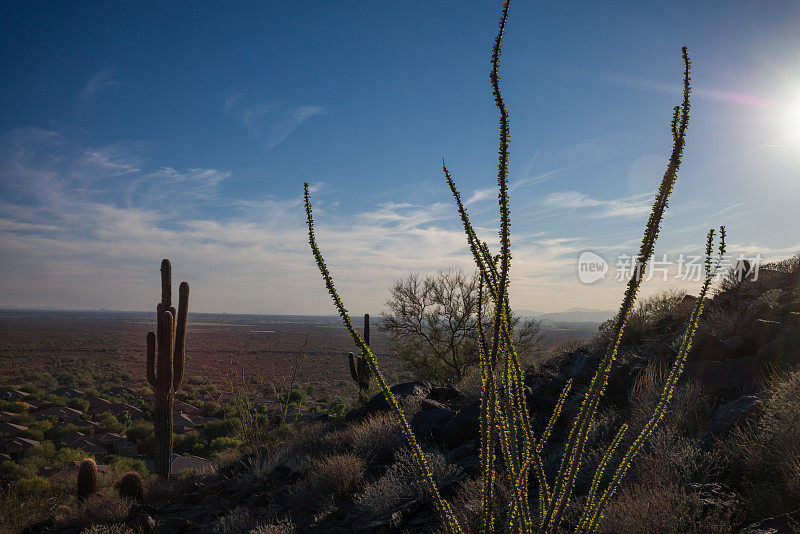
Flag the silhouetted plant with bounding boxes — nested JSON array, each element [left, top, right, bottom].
[[349, 313, 373, 403], [117, 471, 145, 501], [303, 1, 724, 532], [146, 259, 190, 477], [77, 458, 99, 501]]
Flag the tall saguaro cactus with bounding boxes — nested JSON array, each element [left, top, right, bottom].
[[146, 259, 189, 477], [348, 313, 372, 403]]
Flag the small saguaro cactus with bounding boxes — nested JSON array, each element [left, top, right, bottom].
[[146, 259, 189, 477], [77, 458, 99, 501], [348, 313, 373, 403], [117, 471, 145, 501]]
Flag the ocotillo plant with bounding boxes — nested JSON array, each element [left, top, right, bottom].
[[348, 313, 373, 403], [304, 1, 723, 532], [77, 458, 99, 501], [146, 259, 189, 477]]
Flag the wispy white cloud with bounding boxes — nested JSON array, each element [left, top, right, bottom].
[[81, 68, 122, 100], [224, 94, 326, 149], [543, 190, 653, 218]]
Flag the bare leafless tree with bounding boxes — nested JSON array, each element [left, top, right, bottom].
[[380, 269, 543, 384]]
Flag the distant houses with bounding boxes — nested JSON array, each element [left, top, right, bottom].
[[33, 406, 85, 424], [0, 388, 30, 403], [0, 437, 39, 461], [0, 422, 28, 437]]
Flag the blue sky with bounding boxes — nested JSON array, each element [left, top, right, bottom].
[[1, 1, 799, 314]]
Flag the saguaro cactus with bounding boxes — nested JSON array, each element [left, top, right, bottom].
[[146, 259, 189, 477], [348, 313, 372, 403]]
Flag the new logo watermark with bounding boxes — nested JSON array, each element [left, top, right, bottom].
[[576, 251, 762, 285], [577, 251, 608, 284]]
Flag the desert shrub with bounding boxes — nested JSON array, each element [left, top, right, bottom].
[[357, 447, 462, 519], [80, 525, 133, 534], [95, 412, 125, 434], [726, 368, 800, 518], [249, 518, 295, 534], [209, 436, 242, 453], [347, 412, 405, 465], [68, 397, 90, 412], [292, 453, 365, 509], [212, 507, 259, 534], [593, 289, 688, 348], [599, 480, 738, 534]]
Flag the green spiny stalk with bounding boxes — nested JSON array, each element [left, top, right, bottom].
[[304, 184, 463, 534], [578, 228, 726, 533], [348, 313, 373, 403], [540, 46, 692, 534], [146, 259, 189, 477]]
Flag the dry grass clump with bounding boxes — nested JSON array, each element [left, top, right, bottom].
[[250, 422, 332, 478], [347, 412, 405, 464], [291, 453, 366, 509], [598, 481, 737, 534], [211, 506, 295, 534], [726, 368, 800, 518], [593, 289, 689, 349], [80, 525, 133, 534], [356, 447, 462, 520]]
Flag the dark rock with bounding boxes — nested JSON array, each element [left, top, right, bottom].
[[704, 395, 763, 442], [757, 332, 799, 368], [346, 381, 431, 422], [739, 510, 800, 534], [723, 335, 749, 356], [526, 373, 567, 414], [411, 404, 456, 443], [686, 357, 756, 398], [440, 401, 480, 449], [689, 335, 735, 362], [428, 385, 460, 402], [126, 505, 156, 534], [154, 517, 194, 534], [749, 319, 784, 347], [688, 483, 741, 523]]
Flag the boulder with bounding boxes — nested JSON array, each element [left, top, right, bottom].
[[749, 319, 783, 347], [440, 402, 481, 449], [722, 335, 749, 357], [704, 395, 763, 442], [346, 381, 431, 422], [757, 332, 799, 369], [689, 335, 735, 362], [739, 510, 800, 534], [411, 401, 456, 443], [428, 385, 460, 402], [686, 357, 756, 398]]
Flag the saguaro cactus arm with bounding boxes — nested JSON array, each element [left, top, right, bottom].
[[173, 281, 189, 389]]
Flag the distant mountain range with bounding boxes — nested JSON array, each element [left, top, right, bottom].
[[516, 308, 614, 323]]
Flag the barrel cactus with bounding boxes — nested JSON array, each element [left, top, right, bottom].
[[117, 471, 145, 501], [146, 259, 190, 477], [77, 458, 99, 501]]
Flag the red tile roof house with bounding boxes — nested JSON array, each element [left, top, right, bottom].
[[0, 411, 21, 422], [106, 403, 144, 418], [172, 400, 202, 415], [33, 406, 85, 424], [91, 433, 137, 457], [173, 413, 197, 434], [0, 437, 39, 461], [0, 388, 30, 403], [146, 454, 214, 474], [0, 422, 29, 437], [86, 396, 113, 414], [40, 460, 110, 484], [51, 387, 86, 399], [105, 386, 137, 398], [66, 437, 108, 458]]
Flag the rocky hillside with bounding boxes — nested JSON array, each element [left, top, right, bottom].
[[23, 255, 800, 534]]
